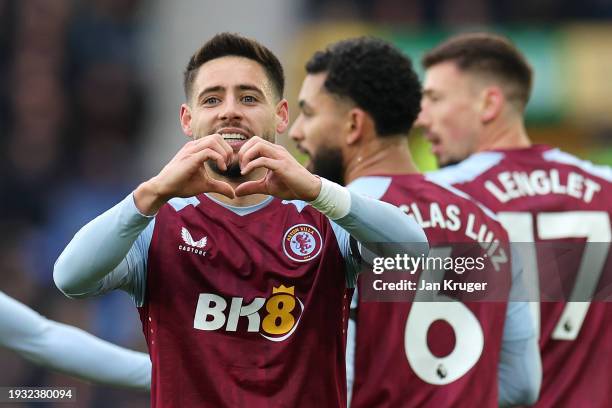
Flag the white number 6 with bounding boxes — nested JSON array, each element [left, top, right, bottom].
[[404, 247, 484, 385]]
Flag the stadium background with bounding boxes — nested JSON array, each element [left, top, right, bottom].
[[0, 0, 610, 406]]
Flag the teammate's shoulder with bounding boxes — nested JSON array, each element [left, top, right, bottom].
[[424, 175, 501, 221], [347, 176, 393, 200], [542, 148, 612, 182], [424, 175, 478, 202], [427, 151, 505, 185]]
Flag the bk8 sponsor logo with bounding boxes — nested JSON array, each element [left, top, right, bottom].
[[193, 285, 304, 342]]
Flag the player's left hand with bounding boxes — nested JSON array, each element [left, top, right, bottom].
[[235, 136, 321, 201]]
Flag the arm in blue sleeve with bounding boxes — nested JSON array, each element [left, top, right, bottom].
[[53, 193, 153, 302], [346, 290, 359, 406], [346, 316, 356, 407], [498, 304, 541, 406], [329, 189, 429, 287], [0, 292, 151, 390], [498, 248, 542, 406], [334, 190, 429, 258]]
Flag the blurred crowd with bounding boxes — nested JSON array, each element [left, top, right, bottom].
[[0, 0, 148, 405], [304, 0, 612, 23]]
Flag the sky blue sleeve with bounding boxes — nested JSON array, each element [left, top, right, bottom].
[[346, 316, 356, 406], [54, 193, 154, 306], [498, 248, 542, 406], [331, 190, 429, 287], [498, 310, 541, 406], [0, 292, 151, 390]]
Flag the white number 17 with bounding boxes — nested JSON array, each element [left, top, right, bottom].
[[497, 211, 611, 340]]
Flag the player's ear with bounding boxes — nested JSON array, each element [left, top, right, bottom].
[[480, 86, 504, 123], [275, 99, 289, 134], [346, 108, 368, 145], [180, 103, 194, 139]]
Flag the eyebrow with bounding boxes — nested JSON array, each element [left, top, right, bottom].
[[197, 84, 266, 103], [198, 86, 223, 98], [238, 84, 266, 98]]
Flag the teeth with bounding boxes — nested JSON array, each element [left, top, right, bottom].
[[222, 133, 247, 141]]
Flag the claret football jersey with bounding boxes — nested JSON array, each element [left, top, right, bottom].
[[348, 174, 513, 407], [137, 194, 356, 407], [430, 145, 612, 407]]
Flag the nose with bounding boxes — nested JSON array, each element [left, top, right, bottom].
[[289, 116, 303, 143], [414, 108, 429, 129], [218, 98, 243, 122]]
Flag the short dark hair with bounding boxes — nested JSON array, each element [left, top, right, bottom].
[[183, 32, 285, 101], [305, 37, 422, 136], [422, 32, 533, 110]]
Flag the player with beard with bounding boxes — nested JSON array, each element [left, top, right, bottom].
[[419, 32, 612, 407], [290, 37, 540, 407], [53, 33, 428, 407]]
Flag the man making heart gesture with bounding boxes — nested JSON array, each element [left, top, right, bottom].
[[54, 32, 428, 408]]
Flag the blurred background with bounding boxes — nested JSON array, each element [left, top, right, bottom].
[[0, 0, 610, 406]]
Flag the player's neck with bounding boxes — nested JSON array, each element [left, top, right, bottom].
[[477, 117, 531, 152], [208, 166, 270, 207], [345, 135, 419, 184]]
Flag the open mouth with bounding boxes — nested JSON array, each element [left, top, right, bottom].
[[423, 132, 441, 152], [295, 144, 313, 170], [217, 128, 250, 150], [295, 143, 310, 158]]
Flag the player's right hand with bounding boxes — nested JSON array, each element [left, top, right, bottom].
[[134, 134, 235, 215]]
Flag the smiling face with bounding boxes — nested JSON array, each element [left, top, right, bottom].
[[289, 72, 348, 185], [415, 61, 483, 167], [180, 56, 288, 176]]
